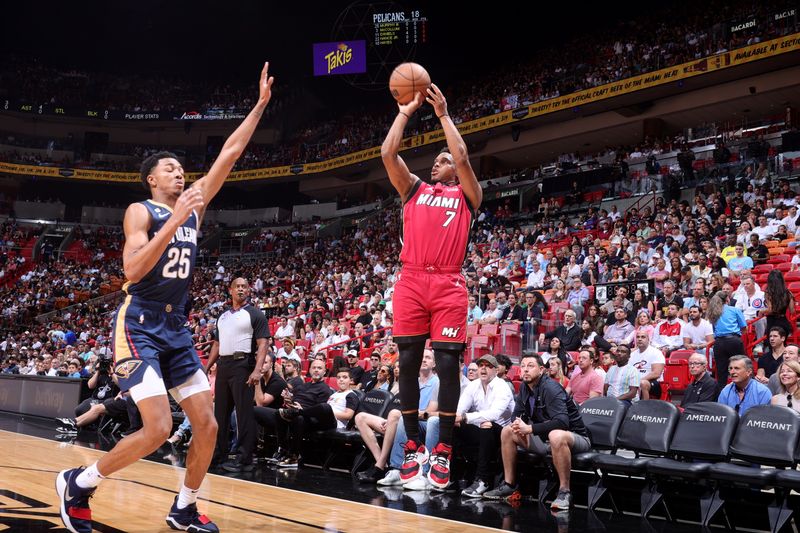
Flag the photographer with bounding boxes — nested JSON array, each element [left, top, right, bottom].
[[71, 355, 118, 418], [56, 373, 141, 436]]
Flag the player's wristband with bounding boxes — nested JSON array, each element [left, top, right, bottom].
[[398, 111, 410, 119], [437, 113, 449, 119]]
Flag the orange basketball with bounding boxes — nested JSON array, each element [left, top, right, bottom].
[[389, 63, 431, 105]]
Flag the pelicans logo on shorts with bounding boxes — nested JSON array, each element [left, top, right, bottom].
[[114, 359, 144, 380]]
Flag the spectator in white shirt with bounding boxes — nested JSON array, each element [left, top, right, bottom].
[[456, 355, 515, 498], [630, 331, 666, 400], [274, 317, 295, 341], [526, 261, 545, 290], [275, 338, 301, 363], [327, 325, 350, 350], [752, 215, 776, 241], [784, 206, 799, 233], [734, 275, 766, 341], [681, 305, 714, 355]]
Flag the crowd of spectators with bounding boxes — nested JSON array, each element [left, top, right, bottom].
[[1, 1, 796, 174]]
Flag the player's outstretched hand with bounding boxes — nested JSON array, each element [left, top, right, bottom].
[[257, 61, 275, 108], [426, 83, 448, 119], [398, 91, 424, 117], [174, 187, 205, 225]]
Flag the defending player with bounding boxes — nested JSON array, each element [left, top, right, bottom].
[[381, 83, 482, 489], [56, 62, 274, 533]]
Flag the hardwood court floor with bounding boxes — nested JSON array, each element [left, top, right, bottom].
[[3, 414, 775, 532], [0, 429, 501, 533]]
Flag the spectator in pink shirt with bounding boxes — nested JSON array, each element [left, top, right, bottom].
[[566, 348, 605, 404]]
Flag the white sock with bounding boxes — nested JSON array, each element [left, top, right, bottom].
[[75, 463, 105, 489], [177, 484, 199, 509]]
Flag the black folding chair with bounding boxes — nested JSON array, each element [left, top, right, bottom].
[[588, 400, 679, 512], [705, 405, 800, 528], [644, 402, 738, 521]]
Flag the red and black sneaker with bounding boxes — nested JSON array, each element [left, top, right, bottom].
[[399, 440, 428, 483], [427, 443, 453, 490]]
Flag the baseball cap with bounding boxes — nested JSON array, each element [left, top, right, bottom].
[[347, 349, 358, 357], [476, 354, 498, 367]]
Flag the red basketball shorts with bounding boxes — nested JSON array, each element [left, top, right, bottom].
[[392, 266, 467, 345]]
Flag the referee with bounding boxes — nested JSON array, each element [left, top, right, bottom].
[[207, 277, 270, 472]]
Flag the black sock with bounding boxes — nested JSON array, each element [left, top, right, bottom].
[[438, 414, 455, 447]]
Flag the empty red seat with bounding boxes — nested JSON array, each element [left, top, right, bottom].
[[479, 324, 499, 336], [668, 349, 695, 363], [769, 255, 791, 264]]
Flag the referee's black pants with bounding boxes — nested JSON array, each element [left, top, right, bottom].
[[214, 357, 257, 464], [713, 335, 744, 389]]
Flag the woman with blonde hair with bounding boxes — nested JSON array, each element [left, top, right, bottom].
[[634, 310, 655, 340], [551, 279, 568, 303], [548, 357, 570, 388], [771, 360, 800, 413]]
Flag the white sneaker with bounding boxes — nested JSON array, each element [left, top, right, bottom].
[[462, 480, 490, 498], [377, 469, 402, 486], [403, 476, 431, 491]]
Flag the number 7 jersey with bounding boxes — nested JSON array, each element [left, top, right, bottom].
[[399, 180, 474, 269], [124, 199, 198, 309]]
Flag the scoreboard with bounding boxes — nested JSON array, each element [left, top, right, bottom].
[[372, 10, 427, 46]]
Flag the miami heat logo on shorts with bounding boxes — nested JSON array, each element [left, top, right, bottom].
[[114, 359, 144, 380]]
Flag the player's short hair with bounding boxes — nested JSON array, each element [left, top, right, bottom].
[[140, 151, 180, 191]]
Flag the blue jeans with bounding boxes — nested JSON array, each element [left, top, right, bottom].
[[389, 416, 440, 471], [176, 415, 192, 435]]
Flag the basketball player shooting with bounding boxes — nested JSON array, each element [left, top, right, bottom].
[[56, 62, 274, 533], [381, 83, 482, 489]]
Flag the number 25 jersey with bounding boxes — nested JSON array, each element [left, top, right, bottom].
[[399, 180, 474, 269], [124, 199, 198, 309]]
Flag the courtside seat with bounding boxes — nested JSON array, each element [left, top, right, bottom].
[[703, 405, 800, 528], [643, 403, 738, 519], [318, 389, 391, 442], [588, 400, 679, 511], [313, 389, 392, 473], [572, 396, 629, 469], [382, 393, 401, 417], [525, 396, 629, 503]]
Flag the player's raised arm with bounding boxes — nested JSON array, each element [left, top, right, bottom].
[[381, 92, 424, 202], [426, 84, 482, 210], [192, 61, 275, 217]]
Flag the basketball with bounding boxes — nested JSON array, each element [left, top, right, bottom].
[[389, 62, 431, 105]]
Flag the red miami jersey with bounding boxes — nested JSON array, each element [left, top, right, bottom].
[[400, 180, 474, 268]]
